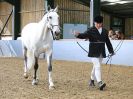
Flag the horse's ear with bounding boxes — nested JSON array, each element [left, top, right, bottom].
[[54, 6, 58, 12]]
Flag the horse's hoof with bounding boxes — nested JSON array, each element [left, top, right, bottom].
[[32, 79, 39, 85], [24, 73, 28, 79], [49, 85, 55, 90]]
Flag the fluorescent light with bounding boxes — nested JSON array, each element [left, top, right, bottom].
[[102, 0, 133, 5], [117, 1, 131, 4], [102, 0, 120, 2], [108, 2, 116, 5]]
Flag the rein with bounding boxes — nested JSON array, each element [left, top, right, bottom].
[[77, 39, 124, 83], [76, 39, 124, 63], [106, 39, 124, 64], [50, 29, 55, 40], [77, 41, 88, 53], [106, 39, 124, 83]]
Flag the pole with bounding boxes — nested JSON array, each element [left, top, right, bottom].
[[12, 6, 15, 40], [45, 0, 48, 11], [90, 0, 94, 27]]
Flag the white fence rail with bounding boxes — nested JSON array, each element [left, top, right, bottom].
[[0, 40, 132, 66]]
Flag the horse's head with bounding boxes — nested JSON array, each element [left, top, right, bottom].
[[46, 6, 60, 39]]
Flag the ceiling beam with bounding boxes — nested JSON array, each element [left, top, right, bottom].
[[101, 6, 133, 18], [72, 0, 90, 6], [0, 0, 15, 5]]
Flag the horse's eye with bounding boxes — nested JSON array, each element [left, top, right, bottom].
[[49, 16, 52, 19]]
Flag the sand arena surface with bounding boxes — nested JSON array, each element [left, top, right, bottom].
[[0, 58, 133, 99]]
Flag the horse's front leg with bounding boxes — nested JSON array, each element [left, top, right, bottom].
[[32, 57, 39, 85], [46, 52, 54, 89]]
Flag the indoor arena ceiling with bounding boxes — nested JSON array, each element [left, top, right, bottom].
[[73, 0, 133, 18], [1, 0, 133, 18]]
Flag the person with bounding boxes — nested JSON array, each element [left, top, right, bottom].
[[115, 30, 125, 40], [108, 28, 115, 40], [74, 15, 115, 90]]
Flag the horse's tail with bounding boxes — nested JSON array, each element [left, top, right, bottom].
[[27, 50, 35, 71]]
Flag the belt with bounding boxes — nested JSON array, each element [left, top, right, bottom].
[[90, 42, 105, 43]]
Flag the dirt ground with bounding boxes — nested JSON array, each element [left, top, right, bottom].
[[0, 58, 133, 99]]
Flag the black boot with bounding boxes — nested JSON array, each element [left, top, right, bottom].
[[89, 79, 95, 86], [98, 81, 106, 90]]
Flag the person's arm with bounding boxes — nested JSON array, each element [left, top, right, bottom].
[[74, 28, 90, 39], [105, 30, 114, 55]]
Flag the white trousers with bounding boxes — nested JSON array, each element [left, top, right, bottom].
[[91, 57, 103, 82]]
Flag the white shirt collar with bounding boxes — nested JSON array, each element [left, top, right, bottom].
[[98, 28, 102, 34]]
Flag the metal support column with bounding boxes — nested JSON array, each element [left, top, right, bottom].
[[12, 6, 15, 40], [13, 0, 21, 40], [45, 0, 48, 11], [90, 0, 101, 27]]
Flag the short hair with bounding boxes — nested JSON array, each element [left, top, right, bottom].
[[94, 15, 103, 23]]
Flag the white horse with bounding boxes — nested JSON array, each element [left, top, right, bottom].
[[21, 6, 60, 89]]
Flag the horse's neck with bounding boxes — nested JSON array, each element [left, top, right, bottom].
[[38, 15, 47, 26], [38, 16, 52, 41]]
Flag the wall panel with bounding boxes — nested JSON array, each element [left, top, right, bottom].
[[0, 2, 12, 37], [125, 18, 133, 38], [55, 0, 90, 26], [20, 0, 45, 30]]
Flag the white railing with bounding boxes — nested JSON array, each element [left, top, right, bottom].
[[0, 39, 132, 66]]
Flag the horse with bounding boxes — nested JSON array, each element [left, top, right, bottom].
[[21, 6, 60, 89]]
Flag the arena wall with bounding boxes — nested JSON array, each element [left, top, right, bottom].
[[0, 40, 132, 66]]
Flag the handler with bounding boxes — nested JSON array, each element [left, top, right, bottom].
[[74, 15, 115, 90]]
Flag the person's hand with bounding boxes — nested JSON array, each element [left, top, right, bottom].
[[109, 52, 115, 56], [73, 31, 80, 37]]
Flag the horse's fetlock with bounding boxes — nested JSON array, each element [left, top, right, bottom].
[[24, 73, 28, 79]]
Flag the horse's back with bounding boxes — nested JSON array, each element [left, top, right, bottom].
[[21, 23, 39, 47], [21, 23, 38, 38]]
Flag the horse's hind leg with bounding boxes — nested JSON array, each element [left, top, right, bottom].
[[46, 52, 54, 89], [23, 46, 28, 78], [32, 57, 39, 85]]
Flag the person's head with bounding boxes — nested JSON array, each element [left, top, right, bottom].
[[94, 15, 103, 29], [115, 30, 121, 36]]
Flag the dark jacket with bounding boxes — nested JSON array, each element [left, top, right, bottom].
[[77, 26, 114, 58]]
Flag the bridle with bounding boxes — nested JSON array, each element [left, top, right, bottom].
[[49, 24, 59, 40], [46, 12, 60, 40]]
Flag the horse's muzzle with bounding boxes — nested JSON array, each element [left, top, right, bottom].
[[55, 30, 60, 36]]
